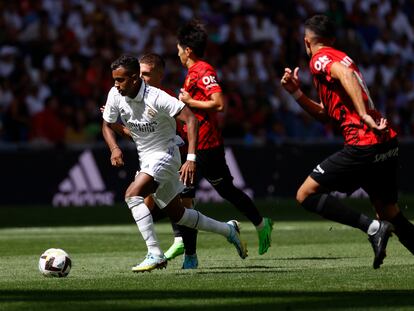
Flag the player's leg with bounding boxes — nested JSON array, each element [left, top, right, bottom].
[[164, 222, 185, 260], [165, 142, 199, 265], [125, 172, 167, 272], [301, 149, 392, 269], [198, 146, 272, 255], [179, 192, 199, 269], [298, 176, 392, 269], [375, 201, 414, 254], [297, 176, 378, 232], [388, 210, 414, 255], [164, 188, 198, 266], [367, 146, 414, 255], [144, 195, 168, 222], [164, 195, 248, 259]]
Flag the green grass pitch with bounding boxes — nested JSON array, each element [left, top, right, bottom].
[[0, 199, 414, 310]]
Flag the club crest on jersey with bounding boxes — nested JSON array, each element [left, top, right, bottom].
[[119, 108, 131, 121]]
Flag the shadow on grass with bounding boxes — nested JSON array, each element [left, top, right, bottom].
[[276, 256, 352, 260], [1, 289, 414, 310]]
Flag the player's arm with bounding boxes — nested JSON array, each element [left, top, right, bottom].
[[102, 120, 124, 167], [329, 62, 387, 131], [179, 89, 224, 112], [175, 105, 199, 185], [101, 105, 132, 139], [281, 67, 329, 123], [112, 123, 132, 140]]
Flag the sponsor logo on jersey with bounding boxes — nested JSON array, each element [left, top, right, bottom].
[[127, 120, 157, 132], [314, 55, 332, 71], [202, 75, 219, 89], [52, 150, 114, 207]]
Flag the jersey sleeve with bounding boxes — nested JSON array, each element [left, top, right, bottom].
[[155, 89, 185, 117], [195, 67, 222, 97], [102, 87, 120, 123], [310, 51, 335, 83]]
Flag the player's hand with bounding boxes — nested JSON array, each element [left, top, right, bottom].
[[281, 67, 300, 93], [179, 88, 192, 105], [179, 160, 196, 186], [362, 115, 389, 132], [100, 105, 105, 114], [110, 148, 124, 167]]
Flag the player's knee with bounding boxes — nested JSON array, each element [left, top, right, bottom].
[[165, 196, 185, 223], [212, 178, 235, 195], [125, 196, 144, 209], [144, 196, 155, 209], [296, 178, 321, 204], [124, 188, 135, 200], [181, 197, 194, 209], [301, 193, 326, 214], [296, 186, 310, 204]]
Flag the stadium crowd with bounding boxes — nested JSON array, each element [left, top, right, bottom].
[[0, 0, 414, 147]]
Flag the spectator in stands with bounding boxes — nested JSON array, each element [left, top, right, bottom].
[[0, 0, 414, 145]]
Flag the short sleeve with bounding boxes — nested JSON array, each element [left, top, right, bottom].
[[102, 87, 120, 123], [155, 89, 185, 117], [196, 68, 222, 97]]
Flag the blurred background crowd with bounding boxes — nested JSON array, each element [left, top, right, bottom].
[[1, 0, 414, 148]]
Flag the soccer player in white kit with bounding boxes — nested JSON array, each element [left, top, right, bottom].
[[102, 55, 248, 272]]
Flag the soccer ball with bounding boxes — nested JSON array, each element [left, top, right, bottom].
[[38, 248, 72, 277]]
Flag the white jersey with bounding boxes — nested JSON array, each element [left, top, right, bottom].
[[103, 83, 185, 162]]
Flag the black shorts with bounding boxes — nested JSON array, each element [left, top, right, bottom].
[[310, 138, 399, 204], [181, 145, 233, 198]]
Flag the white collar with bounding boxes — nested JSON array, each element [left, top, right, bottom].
[[126, 81, 146, 102]]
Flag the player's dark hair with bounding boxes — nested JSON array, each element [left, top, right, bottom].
[[139, 53, 165, 71], [177, 19, 207, 57], [110, 55, 140, 75], [304, 15, 336, 39]]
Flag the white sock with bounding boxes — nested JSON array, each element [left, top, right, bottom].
[[174, 237, 183, 244], [368, 220, 380, 236], [126, 196, 163, 256], [177, 208, 230, 237]]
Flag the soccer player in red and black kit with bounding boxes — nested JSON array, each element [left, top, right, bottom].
[[281, 14, 414, 269], [165, 20, 273, 266]]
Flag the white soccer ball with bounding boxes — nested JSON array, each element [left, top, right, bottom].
[[38, 248, 72, 277]]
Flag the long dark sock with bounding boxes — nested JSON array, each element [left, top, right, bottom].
[[151, 204, 167, 222], [171, 223, 198, 255], [390, 212, 414, 254], [302, 193, 372, 232], [171, 222, 182, 238], [214, 181, 263, 226], [181, 226, 198, 255]]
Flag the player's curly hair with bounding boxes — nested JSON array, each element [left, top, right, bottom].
[[304, 15, 336, 39], [177, 19, 208, 58], [110, 55, 140, 76]]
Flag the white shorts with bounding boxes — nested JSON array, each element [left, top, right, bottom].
[[138, 145, 185, 208]]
